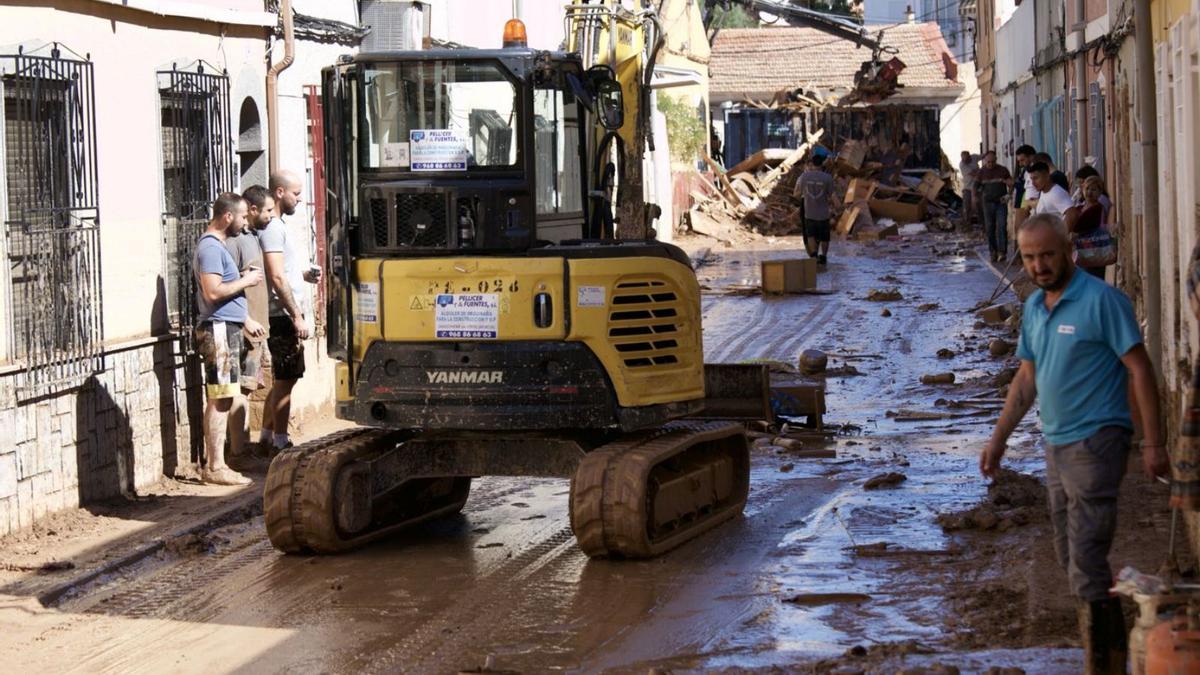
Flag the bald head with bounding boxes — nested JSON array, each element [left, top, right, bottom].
[[1019, 213, 1071, 244], [1018, 214, 1074, 292], [270, 169, 302, 217]]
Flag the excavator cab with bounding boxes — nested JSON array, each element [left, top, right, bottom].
[[322, 47, 630, 360]]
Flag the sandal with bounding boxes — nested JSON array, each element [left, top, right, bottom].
[[202, 466, 252, 486]]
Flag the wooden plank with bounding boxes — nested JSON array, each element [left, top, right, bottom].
[[727, 149, 792, 176]]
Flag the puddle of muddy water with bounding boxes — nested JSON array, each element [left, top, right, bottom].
[[675, 235, 1059, 671]]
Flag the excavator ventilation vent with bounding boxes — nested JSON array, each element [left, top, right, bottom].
[[607, 279, 682, 368]]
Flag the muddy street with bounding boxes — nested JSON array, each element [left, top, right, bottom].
[[0, 230, 1175, 674]]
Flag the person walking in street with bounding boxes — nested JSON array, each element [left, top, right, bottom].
[[975, 150, 1012, 262], [793, 153, 835, 265], [980, 213, 1169, 673], [224, 184, 275, 460], [959, 150, 979, 227], [1030, 161, 1079, 231], [194, 193, 264, 485], [260, 169, 321, 452]]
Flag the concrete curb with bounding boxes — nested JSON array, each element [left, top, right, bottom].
[[36, 486, 263, 607]]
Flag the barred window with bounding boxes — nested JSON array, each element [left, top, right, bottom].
[[158, 63, 233, 334], [0, 44, 102, 396]]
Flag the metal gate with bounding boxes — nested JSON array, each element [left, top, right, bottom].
[[1, 44, 102, 396], [158, 62, 233, 341]]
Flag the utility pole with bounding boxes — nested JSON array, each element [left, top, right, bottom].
[[1134, 0, 1162, 369]]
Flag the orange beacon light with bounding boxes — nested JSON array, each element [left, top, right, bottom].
[[503, 19, 528, 48]]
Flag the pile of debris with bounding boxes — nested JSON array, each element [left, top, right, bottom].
[[689, 134, 960, 240], [691, 130, 825, 235]]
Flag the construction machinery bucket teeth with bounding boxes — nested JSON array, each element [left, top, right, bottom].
[[569, 422, 750, 559], [264, 428, 472, 554]]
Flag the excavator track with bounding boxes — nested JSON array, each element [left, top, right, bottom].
[[569, 421, 750, 559], [265, 428, 472, 554]]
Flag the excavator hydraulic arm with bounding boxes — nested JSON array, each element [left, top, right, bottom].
[[565, 1, 664, 240]]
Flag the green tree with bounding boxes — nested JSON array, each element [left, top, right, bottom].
[[708, 4, 759, 29], [656, 95, 707, 165]]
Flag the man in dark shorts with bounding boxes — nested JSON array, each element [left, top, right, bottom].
[[224, 185, 274, 458], [194, 193, 264, 485], [793, 154, 835, 264], [260, 169, 321, 451]]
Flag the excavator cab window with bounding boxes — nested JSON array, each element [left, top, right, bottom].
[[360, 60, 520, 171], [533, 83, 585, 241]]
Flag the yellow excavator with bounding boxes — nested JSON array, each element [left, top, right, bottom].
[[264, 3, 753, 559]]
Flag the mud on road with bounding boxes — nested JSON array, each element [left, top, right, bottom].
[[0, 230, 1180, 674]]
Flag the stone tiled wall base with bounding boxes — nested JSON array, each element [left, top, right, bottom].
[[0, 339, 201, 536]]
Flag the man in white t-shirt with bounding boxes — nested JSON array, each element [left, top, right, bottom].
[[959, 151, 979, 226], [1029, 161, 1079, 232], [259, 169, 321, 451]]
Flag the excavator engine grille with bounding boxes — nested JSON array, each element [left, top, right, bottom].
[[607, 278, 682, 368]]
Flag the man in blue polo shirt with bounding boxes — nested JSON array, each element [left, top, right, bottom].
[[980, 213, 1168, 673]]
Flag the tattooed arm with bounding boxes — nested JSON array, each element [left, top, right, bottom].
[[980, 359, 1037, 479]]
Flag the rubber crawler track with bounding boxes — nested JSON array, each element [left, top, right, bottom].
[[264, 428, 470, 554], [569, 421, 750, 558]]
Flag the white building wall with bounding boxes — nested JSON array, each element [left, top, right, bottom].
[[992, 1, 1035, 91], [940, 60, 982, 161], [0, 6, 270, 344], [0, 0, 357, 534]]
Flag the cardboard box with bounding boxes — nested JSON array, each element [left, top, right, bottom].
[[868, 195, 927, 223], [761, 259, 817, 294], [855, 223, 900, 241], [835, 140, 866, 171], [844, 177, 878, 205], [916, 171, 946, 201]]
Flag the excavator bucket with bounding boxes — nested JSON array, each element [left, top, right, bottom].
[[699, 363, 772, 421]]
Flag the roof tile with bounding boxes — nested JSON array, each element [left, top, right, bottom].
[[710, 22, 961, 100]]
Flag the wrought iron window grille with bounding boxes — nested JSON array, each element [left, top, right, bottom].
[[1, 42, 103, 399], [157, 60, 233, 351]]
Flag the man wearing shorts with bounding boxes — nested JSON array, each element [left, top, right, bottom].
[[194, 193, 264, 485], [794, 154, 835, 265], [260, 169, 321, 451], [223, 185, 274, 458]]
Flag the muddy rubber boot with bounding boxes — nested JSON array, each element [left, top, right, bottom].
[[1079, 597, 1128, 674]]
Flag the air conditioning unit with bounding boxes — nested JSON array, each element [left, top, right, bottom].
[[361, 0, 430, 52]]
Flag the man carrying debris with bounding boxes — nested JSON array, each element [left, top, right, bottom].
[[980, 213, 1169, 673], [793, 154, 835, 265], [974, 150, 1012, 262]]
